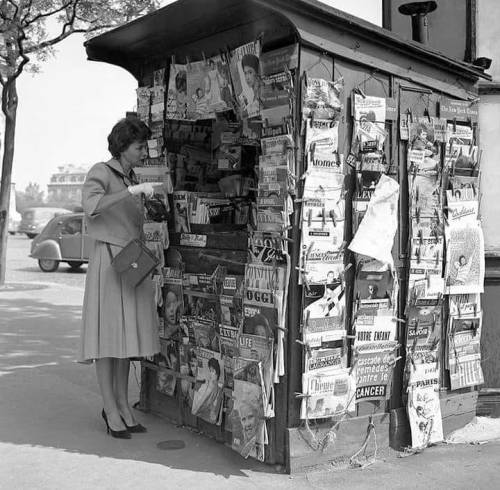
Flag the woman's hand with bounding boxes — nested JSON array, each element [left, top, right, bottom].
[[127, 182, 162, 198]]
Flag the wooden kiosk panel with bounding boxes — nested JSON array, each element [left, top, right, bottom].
[[85, 0, 488, 473]]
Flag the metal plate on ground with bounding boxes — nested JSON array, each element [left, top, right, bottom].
[[156, 440, 186, 450]]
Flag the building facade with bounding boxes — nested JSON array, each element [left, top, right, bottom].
[[47, 164, 89, 204]]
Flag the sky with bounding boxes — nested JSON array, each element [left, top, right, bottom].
[[8, 0, 381, 194]]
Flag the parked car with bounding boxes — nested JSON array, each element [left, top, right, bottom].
[[30, 213, 92, 272], [19, 207, 71, 239]]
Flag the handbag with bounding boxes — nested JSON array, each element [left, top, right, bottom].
[[106, 239, 160, 287]]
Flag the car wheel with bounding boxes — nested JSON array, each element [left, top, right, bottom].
[[67, 261, 83, 270], [38, 259, 59, 272], [27, 233, 37, 239]]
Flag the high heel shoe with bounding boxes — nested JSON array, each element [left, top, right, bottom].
[[101, 410, 131, 439], [120, 416, 147, 433]]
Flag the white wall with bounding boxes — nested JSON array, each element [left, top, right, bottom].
[[477, 0, 500, 80]]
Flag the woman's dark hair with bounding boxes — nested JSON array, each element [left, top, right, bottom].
[[241, 53, 260, 74], [208, 357, 221, 378], [107, 116, 151, 159], [175, 70, 187, 93], [245, 313, 272, 337]]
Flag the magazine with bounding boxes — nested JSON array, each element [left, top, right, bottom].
[[162, 275, 184, 340], [166, 63, 188, 119], [304, 347, 346, 373], [305, 118, 339, 154], [300, 368, 356, 420], [260, 71, 292, 127], [136, 86, 151, 122], [248, 231, 287, 265], [230, 379, 266, 461], [355, 346, 396, 402], [191, 348, 224, 425], [172, 191, 191, 232], [260, 44, 299, 76], [229, 40, 262, 119]]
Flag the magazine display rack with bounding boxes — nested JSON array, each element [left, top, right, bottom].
[[85, 0, 490, 472]]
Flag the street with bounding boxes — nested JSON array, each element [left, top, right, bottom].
[[1, 234, 500, 489], [6, 233, 87, 289]]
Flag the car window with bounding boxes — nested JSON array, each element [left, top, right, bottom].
[[61, 218, 82, 235]]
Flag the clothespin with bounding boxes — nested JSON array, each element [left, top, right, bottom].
[[330, 209, 336, 227], [453, 117, 457, 133], [418, 229, 423, 245], [170, 54, 176, 66], [457, 302, 462, 318], [425, 269, 430, 288], [416, 246, 421, 264], [185, 55, 191, 69], [354, 87, 366, 99], [321, 207, 326, 226], [435, 249, 440, 266], [473, 302, 478, 317], [424, 108, 432, 123], [416, 206, 421, 223], [201, 51, 207, 65]]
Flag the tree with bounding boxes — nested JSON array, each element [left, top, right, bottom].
[[0, 0, 159, 285]]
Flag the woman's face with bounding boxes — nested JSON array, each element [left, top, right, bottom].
[[244, 65, 257, 88], [254, 324, 268, 337], [165, 291, 178, 326], [208, 365, 218, 382], [120, 140, 148, 167], [240, 404, 257, 441]]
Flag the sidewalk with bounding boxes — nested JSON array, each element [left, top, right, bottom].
[[1, 281, 499, 489]]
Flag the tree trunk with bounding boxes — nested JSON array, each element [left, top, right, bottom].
[[0, 80, 19, 286]]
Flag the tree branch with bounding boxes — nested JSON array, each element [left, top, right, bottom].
[[23, 0, 73, 26]]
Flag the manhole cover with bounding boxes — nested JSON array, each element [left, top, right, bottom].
[[0, 283, 49, 292], [156, 440, 186, 450]]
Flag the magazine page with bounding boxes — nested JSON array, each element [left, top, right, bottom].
[[260, 44, 299, 76], [300, 368, 356, 420], [305, 118, 339, 154], [179, 341, 197, 409], [162, 275, 184, 340], [186, 60, 214, 120], [229, 40, 262, 119], [353, 94, 386, 153], [191, 348, 224, 425], [230, 379, 266, 461]]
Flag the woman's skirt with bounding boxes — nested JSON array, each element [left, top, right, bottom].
[[78, 239, 160, 362]]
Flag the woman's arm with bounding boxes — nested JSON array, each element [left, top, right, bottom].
[[82, 163, 130, 217]]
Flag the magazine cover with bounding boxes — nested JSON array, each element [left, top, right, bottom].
[[229, 40, 262, 119], [244, 263, 286, 292], [448, 294, 481, 317], [408, 120, 440, 161], [204, 55, 234, 114], [260, 44, 299, 76], [260, 134, 294, 155], [189, 317, 219, 352], [354, 315, 397, 346], [178, 341, 198, 408], [166, 63, 188, 119], [186, 60, 213, 120], [355, 347, 396, 402], [172, 190, 191, 232], [302, 77, 344, 121], [410, 236, 444, 263], [407, 384, 443, 448], [444, 223, 485, 294], [136, 86, 151, 122], [162, 276, 184, 339], [242, 299, 278, 338], [248, 231, 287, 265], [446, 189, 478, 224], [220, 294, 243, 331], [191, 348, 224, 425], [300, 368, 356, 420], [230, 379, 266, 461], [260, 71, 292, 127]]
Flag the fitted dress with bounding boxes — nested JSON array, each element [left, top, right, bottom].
[[78, 160, 160, 362]]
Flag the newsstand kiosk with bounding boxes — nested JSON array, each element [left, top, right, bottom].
[[85, 0, 490, 473]]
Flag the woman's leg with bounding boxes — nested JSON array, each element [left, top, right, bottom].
[[96, 357, 126, 430], [114, 358, 137, 426]]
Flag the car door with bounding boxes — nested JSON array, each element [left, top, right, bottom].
[[59, 216, 84, 260]]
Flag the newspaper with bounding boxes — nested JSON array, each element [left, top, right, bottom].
[[230, 379, 266, 461], [300, 368, 356, 420], [305, 118, 339, 154], [229, 40, 262, 119], [444, 222, 485, 294], [349, 175, 399, 267], [354, 316, 397, 346], [191, 348, 224, 425], [304, 347, 347, 373]]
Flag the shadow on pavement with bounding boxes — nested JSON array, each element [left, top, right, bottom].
[[0, 297, 276, 479]]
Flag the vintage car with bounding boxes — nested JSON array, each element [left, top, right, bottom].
[[19, 206, 72, 239], [30, 213, 92, 272]]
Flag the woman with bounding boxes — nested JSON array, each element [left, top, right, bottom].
[[191, 357, 223, 423], [240, 53, 261, 117], [79, 116, 161, 439]]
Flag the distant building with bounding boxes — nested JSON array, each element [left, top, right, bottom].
[[47, 164, 89, 203]]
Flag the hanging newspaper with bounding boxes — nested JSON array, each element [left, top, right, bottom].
[[444, 222, 484, 294], [446, 189, 479, 225], [448, 315, 484, 390], [302, 77, 344, 121], [305, 118, 339, 154], [353, 94, 387, 153], [300, 368, 356, 420], [349, 175, 399, 268], [304, 347, 347, 373]]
